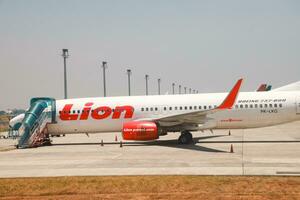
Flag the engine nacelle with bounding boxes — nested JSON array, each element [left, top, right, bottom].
[[122, 121, 159, 141]]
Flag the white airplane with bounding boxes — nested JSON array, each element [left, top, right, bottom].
[[9, 79, 300, 148]]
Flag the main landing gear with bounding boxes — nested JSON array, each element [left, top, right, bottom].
[[178, 131, 194, 144]]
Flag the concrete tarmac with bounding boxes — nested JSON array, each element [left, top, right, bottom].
[[0, 122, 299, 177]]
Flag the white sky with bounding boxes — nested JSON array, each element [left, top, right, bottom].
[[0, 0, 300, 109]]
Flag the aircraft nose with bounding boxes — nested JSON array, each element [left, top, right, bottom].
[[9, 114, 25, 130]]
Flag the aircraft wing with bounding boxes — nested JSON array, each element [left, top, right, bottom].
[[152, 79, 243, 127]]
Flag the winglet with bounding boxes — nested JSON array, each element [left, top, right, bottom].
[[218, 79, 243, 109]]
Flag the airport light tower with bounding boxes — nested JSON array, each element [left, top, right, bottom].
[[62, 49, 69, 99], [127, 69, 132, 96], [172, 83, 175, 94], [101, 61, 107, 97], [145, 74, 149, 95], [158, 78, 161, 95]]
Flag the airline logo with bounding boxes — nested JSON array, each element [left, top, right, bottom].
[[59, 102, 134, 121]]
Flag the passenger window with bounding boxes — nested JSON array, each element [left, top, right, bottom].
[[194, 106, 197, 110], [180, 106, 183, 110], [214, 105, 217, 108], [155, 107, 158, 111], [204, 106, 207, 110], [260, 104, 263, 108], [77, 110, 80, 113], [199, 106, 202, 109], [59, 111, 61, 114], [175, 107, 178, 110], [141, 108, 144, 111], [146, 108, 149, 111], [185, 106, 188, 110], [264, 104, 268, 108], [169, 107, 172, 111], [208, 106, 212, 109], [279, 104, 283, 108], [189, 106, 192, 110], [274, 104, 277, 108], [245, 104, 248, 108], [269, 104, 273, 108], [240, 105, 243, 109], [235, 105, 238, 109], [150, 108, 153, 111], [255, 104, 258, 108], [164, 107, 167, 111], [250, 104, 253, 108]]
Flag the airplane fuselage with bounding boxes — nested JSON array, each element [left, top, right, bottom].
[[47, 91, 300, 134]]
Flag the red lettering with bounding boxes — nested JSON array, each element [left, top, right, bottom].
[[60, 103, 134, 121], [60, 104, 79, 120], [112, 106, 134, 119], [80, 102, 93, 120], [91, 106, 112, 119]]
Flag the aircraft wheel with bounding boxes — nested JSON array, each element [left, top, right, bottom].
[[178, 131, 193, 144]]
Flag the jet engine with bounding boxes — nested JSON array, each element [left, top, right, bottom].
[[122, 121, 159, 141]]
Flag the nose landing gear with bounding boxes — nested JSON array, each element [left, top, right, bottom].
[[178, 130, 194, 144]]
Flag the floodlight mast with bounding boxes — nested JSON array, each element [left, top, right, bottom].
[[145, 74, 149, 95], [62, 49, 69, 99], [172, 83, 175, 94], [158, 78, 161, 95], [101, 61, 107, 97], [179, 85, 181, 94], [127, 69, 132, 96]]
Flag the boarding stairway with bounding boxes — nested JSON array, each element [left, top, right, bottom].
[[17, 98, 56, 149]]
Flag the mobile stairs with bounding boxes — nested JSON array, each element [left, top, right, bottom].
[[17, 98, 56, 149]]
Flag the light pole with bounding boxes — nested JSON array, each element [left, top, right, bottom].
[[179, 85, 181, 94], [172, 83, 175, 94], [62, 49, 69, 99], [145, 74, 149, 95], [127, 69, 132, 96], [184, 87, 187, 94], [101, 61, 107, 97], [158, 78, 161, 95]]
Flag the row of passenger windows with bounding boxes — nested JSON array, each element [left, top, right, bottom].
[[141, 105, 216, 112], [141, 103, 283, 112], [235, 103, 283, 109]]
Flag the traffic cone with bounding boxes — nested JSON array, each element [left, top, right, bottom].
[[120, 140, 123, 148], [115, 135, 118, 142], [230, 144, 234, 153], [101, 139, 104, 146]]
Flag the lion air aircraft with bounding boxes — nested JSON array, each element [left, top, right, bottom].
[[9, 79, 300, 147]]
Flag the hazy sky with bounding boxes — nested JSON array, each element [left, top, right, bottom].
[[0, 0, 300, 110]]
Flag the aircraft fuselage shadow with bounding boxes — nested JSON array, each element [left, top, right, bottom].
[[50, 134, 300, 152]]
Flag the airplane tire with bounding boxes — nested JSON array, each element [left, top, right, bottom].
[[178, 131, 193, 144]]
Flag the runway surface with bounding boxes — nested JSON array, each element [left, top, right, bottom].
[[0, 122, 299, 177]]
